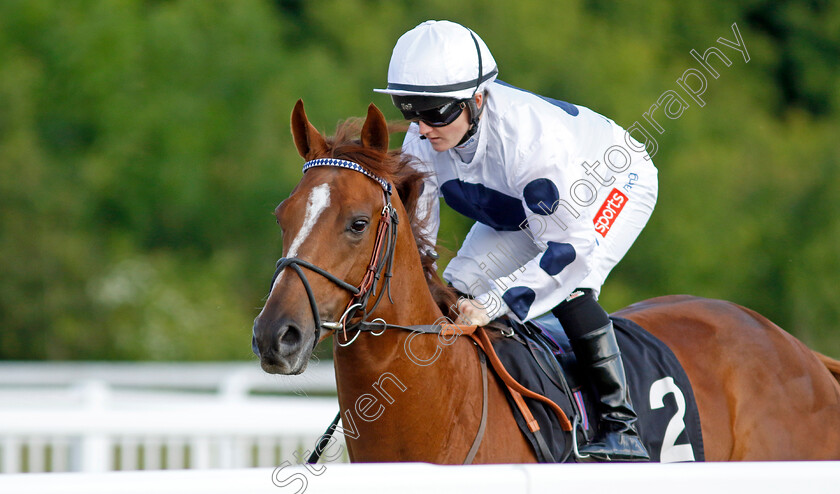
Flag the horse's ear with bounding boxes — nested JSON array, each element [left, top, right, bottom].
[[361, 103, 389, 153], [290, 99, 328, 160]]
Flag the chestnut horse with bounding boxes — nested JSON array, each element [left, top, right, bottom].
[[252, 100, 840, 462]]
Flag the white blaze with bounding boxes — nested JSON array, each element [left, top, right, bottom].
[[270, 183, 331, 294]]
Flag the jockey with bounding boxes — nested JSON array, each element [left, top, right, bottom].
[[375, 20, 657, 461]]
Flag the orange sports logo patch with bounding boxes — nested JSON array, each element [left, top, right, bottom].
[[594, 188, 628, 237]]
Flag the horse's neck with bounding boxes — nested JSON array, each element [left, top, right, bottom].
[[332, 217, 478, 456]]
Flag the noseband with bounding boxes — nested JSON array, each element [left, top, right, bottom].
[[269, 158, 399, 345]]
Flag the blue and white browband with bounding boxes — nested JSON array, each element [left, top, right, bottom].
[[302, 158, 392, 194]]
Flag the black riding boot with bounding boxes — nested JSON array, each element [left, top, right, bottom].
[[571, 322, 650, 461]]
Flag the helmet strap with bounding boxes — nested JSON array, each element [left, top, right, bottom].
[[459, 27, 485, 144], [458, 95, 484, 145]]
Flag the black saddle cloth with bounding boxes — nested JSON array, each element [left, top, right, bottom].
[[491, 315, 705, 463]]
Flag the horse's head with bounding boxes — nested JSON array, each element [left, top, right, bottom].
[[252, 100, 399, 374]]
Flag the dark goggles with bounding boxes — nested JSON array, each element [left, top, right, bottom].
[[398, 99, 468, 127]]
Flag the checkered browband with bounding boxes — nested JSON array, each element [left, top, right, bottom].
[[302, 158, 392, 194]]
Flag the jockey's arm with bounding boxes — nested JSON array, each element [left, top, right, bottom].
[[457, 144, 597, 324]]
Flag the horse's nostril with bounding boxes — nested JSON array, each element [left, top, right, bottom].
[[279, 325, 302, 349]]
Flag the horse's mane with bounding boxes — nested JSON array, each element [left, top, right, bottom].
[[325, 117, 459, 320]]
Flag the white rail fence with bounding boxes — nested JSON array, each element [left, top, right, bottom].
[[0, 361, 343, 474]]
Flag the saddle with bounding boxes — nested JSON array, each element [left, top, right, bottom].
[[486, 315, 705, 463]]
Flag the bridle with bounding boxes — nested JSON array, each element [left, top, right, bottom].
[[269, 158, 399, 346]]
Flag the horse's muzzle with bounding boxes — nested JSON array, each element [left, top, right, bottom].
[[252, 316, 311, 375]]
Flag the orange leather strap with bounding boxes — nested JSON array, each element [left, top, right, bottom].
[[469, 326, 572, 432]]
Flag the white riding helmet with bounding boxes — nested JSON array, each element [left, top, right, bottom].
[[374, 20, 498, 100]]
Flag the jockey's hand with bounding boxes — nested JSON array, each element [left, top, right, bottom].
[[455, 298, 492, 327]]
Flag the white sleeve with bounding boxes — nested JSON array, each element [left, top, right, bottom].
[[416, 174, 440, 247], [403, 128, 440, 247]]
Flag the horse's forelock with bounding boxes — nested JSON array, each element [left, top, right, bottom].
[[325, 118, 418, 214], [328, 118, 402, 182]]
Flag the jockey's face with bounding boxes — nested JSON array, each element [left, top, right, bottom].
[[418, 94, 482, 152]]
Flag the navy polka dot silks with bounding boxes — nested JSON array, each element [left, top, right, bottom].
[[502, 286, 537, 320], [524, 178, 561, 215]]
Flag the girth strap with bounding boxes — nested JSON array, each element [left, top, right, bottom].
[[463, 348, 489, 464]]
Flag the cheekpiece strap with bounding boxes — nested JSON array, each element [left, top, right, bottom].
[[303, 158, 392, 194]]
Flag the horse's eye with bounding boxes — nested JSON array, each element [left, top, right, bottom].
[[350, 219, 369, 234]]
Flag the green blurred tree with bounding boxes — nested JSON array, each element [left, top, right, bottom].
[[0, 0, 837, 360]]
